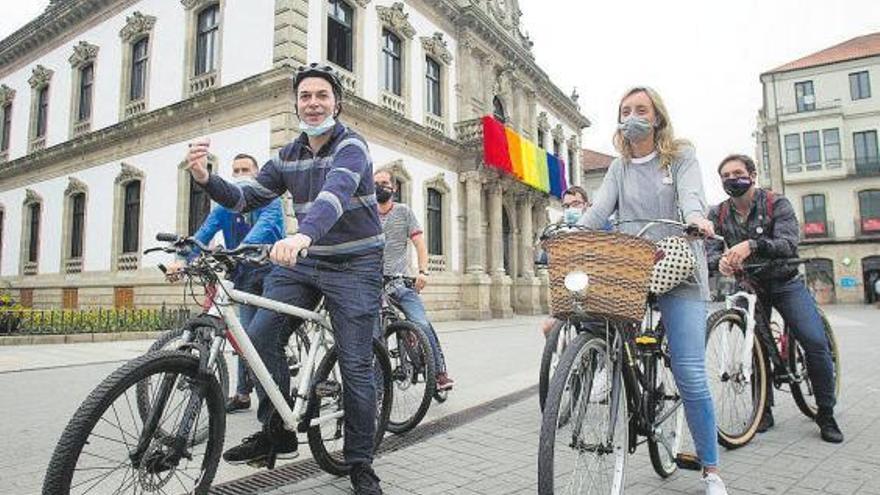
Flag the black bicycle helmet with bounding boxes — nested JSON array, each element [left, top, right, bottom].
[[293, 63, 344, 101]]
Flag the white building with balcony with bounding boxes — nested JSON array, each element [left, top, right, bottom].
[[756, 32, 880, 304], [0, 0, 588, 319]]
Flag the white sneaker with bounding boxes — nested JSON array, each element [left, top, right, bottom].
[[703, 472, 729, 495]]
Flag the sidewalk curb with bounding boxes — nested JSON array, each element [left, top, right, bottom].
[[0, 331, 163, 346]]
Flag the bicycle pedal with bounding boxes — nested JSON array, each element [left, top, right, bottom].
[[674, 453, 701, 471]]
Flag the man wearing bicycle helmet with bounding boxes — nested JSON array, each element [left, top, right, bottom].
[[706, 154, 843, 444], [186, 63, 386, 493]]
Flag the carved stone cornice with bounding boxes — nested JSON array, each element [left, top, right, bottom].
[[24, 188, 42, 205], [537, 111, 549, 131], [180, 0, 215, 9], [551, 123, 564, 142], [353, 0, 371, 7], [115, 163, 145, 185], [119, 11, 156, 43], [425, 172, 451, 193], [377, 2, 416, 39], [68, 40, 99, 68], [28, 65, 54, 89], [377, 158, 413, 183], [64, 176, 88, 196], [421, 32, 453, 65], [0, 85, 15, 106]]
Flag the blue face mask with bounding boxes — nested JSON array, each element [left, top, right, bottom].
[[563, 208, 583, 224], [298, 115, 336, 137]]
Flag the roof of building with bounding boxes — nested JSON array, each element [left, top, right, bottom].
[[581, 148, 615, 172], [765, 32, 880, 74]]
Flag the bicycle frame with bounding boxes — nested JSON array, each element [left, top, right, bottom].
[[209, 278, 339, 433], [719, 289, 759, 386]]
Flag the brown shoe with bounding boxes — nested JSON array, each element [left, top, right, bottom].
[[225, 395, 251, 413], [436, 372, 455, 391]]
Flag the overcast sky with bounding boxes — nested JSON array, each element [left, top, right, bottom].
[[2, 1, 878, 202]]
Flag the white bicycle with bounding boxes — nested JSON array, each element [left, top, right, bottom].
[[43, 233, 393, 494]]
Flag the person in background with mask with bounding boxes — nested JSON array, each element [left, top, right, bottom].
[[166, 154, 285, 414], [578, 86, 727, 495], [706, 154, 843, 444], [186, 63, 386, 494], [538, 186, 596, 336], [374, 169, 455, 392]]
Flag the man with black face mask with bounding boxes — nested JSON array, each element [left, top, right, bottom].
[[374, 169, 455, 392], [706, 154, 843, 444]]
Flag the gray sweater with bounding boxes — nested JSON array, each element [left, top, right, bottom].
[[578, 146, 710, 300]]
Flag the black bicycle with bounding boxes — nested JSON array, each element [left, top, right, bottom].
[[381, 275, 437, 433], [706, 259, 840, 448], [538, 220, 707, 494]]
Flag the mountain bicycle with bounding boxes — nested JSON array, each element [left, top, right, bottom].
[[381, 275, 436, 433], [705, 259, 840, 449], [43, 234, 393, 495]]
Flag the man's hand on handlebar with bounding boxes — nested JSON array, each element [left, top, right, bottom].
[[165, 259, 186, 283], [270, 234, 312, 267]]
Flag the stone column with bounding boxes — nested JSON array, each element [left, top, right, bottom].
[[460, 171, 492, 319], [464, 171, 485, 274], [534, 199, 552, 313], [488, 182, 513, 318], [514, 192, 542, 314], [488, 184, 504, 275]]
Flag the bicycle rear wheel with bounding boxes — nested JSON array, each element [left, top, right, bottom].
[[538, 332, 627, 495], [306, 339, 393, 476], [539, 319, 574, 412], [647, 334, 685, 478], [43, 351, 225, 495], [705, 309, 768, 449], [384, 321, 436, 433], [790, 310, 840, 418]]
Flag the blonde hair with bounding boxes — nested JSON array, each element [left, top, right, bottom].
[[613, 86, 692, 168]]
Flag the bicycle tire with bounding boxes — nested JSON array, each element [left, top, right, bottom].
[[383, 321, 436, 434], [647, 333, 685, 477], [705, 309, 768, 449], [306, 339, 393, 476], [43, 351, 225, 495], [136, 325, 228, 444], [790, 309, 841, 419], [538, 332, 627, 495], [538, 319, 568, 412]]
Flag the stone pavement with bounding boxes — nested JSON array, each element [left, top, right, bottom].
[[263, 305, 880, 495]]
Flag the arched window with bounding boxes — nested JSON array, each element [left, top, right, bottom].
[[123, 181, 141, 254], [805, 258, 835, 304], [195, 4, 220, 75], [426, 188, 443, 255], [493, 96, 506, 123], [502, 208, 511, 275], [113, 164, 145, 271]]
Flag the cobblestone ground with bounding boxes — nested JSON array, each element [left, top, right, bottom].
[[266, 306, 880, 495]]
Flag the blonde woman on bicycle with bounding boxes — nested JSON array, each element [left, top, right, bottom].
[[578, 87, 728, 494]]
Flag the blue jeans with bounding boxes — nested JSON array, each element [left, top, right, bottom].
[[387, 285, 447, 373], [232, 264, 272, 396], [246, 252, 382, 465], [657, 294, 719, 468], [761, 276, 835, 410]]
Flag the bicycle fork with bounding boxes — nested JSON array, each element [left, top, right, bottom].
[[725, 291, 758, 386]]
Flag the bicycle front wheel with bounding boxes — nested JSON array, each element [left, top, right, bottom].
[[539, 319, 574, 412], [538, 332, 627, 495], [136, 325, 229, 445], [43, 351, 225, 495], [306, 338, 393, 476], [647, 333, 685, 478], [384, 321, 436, 434], [790, 310, 841, 418], [705, 309, 768, 449]]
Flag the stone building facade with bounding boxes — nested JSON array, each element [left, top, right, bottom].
[[0, 0, 588, 319]]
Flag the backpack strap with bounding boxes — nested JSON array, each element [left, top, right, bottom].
[[718, 200, 731, 230], [765, 189, 775, 220]]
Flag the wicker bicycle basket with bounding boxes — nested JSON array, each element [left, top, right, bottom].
[[543, 230, 657, 323]]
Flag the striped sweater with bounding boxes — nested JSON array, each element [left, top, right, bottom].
[[203, 122, 384, 258]]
